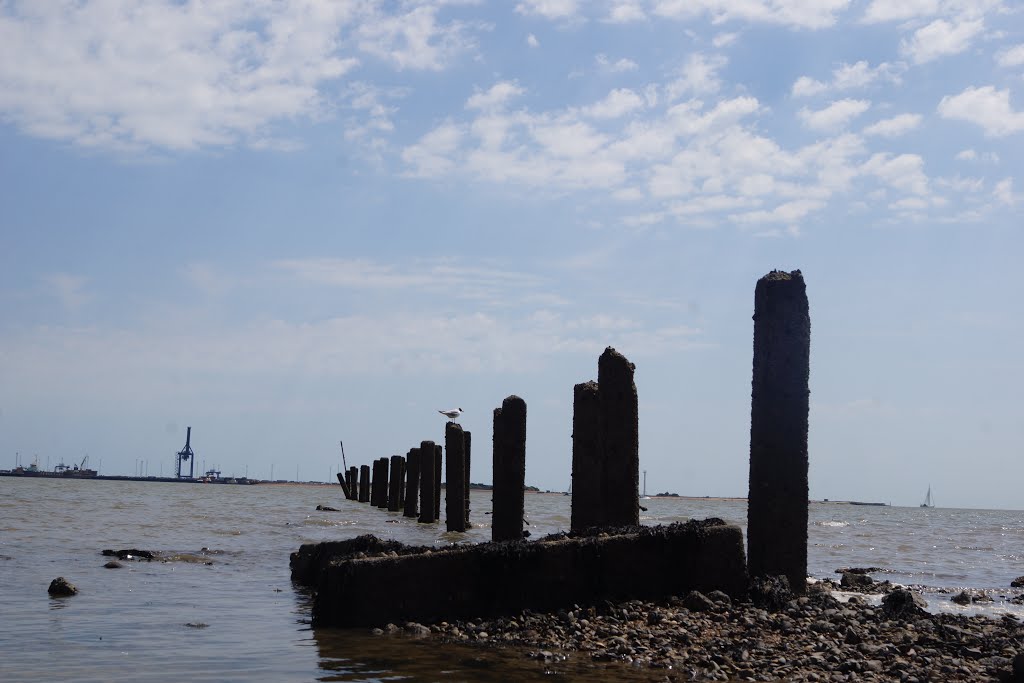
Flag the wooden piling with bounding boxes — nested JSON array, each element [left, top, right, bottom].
[[418, 442, 436, 523], [747, 270, 810, 594], [404, 448, 420, 518], [433, 444, 442, 521], [445, 423, 467, 532], [463, 430, 472, 527], [372, 458, 389, 508], [358, 465, 370, 503], [493, 395, 527, 542], [570, 347, 639, 531], [388, 456, 404, 512]]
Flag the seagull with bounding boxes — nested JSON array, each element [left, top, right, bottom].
[[439, 407, 463, 422]]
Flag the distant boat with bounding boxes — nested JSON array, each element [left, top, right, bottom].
[[921, 485, 934, 508]]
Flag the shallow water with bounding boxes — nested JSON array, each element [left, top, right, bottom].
[[1, 478, 1021, 681]]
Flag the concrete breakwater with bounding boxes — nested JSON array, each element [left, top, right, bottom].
[[290, 520, 747, 628]]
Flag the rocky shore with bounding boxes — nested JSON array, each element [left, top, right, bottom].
[[372, 584, 1024, 682]]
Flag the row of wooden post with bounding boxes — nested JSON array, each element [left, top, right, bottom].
[[338, 431, 472, 531], [334, 270, 810, 591]]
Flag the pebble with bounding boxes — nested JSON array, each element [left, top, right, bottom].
[[420, 587, 1024, 682]]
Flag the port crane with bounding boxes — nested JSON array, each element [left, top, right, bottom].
[[175, 427, 195, 479]]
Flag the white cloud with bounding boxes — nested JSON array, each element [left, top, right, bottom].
[[900, 19, 984, 64], [938, 86, 1024, 136], [712, 32, 738, 48], [527, 33, 540, 48], [666, 53, 727, 100], [606, 2, 646, 22], [861, 152, 930, 196], [582, 88, 646, 119], [798, 99, 871, 131], [652, 0, 852, 30], [516, 0, 580, 20], [0, 2, 481, 152], [401, 122, 464, 176], [466, 81, 525, 110], [791, 61, 901, 98], [993, 178, 1016, 205], [792, 77, 828, 98], [861, 0, 940, 23], [863, 113, 923, 137], [955, 148, 1000, 162], [996, 44, 1024, 68], [595, 54, 639, 73]]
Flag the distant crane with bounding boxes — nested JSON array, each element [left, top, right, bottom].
[[176, 427, 196, 479]]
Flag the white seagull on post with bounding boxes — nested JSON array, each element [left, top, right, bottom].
[[439, 407, 463, 422]]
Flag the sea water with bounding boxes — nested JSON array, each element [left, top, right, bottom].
[[1, 477, 1021, 682]]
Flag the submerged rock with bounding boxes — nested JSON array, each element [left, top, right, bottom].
[[103, 561, 123, 569], [101, 548, 155, 561], [1011, 576, 1024, 588], [48, 577, 78, 596]]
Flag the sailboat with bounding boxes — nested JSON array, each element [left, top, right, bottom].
[[920, 485, 934, 508]]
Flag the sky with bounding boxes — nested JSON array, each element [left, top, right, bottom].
[[0, 0, 1021, 510]]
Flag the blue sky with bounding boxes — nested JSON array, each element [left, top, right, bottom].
[[1, 0, 1021, 509]]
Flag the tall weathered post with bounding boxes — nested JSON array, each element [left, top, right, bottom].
[[747, 269, 810, 595], [397, 458, 406, 509], [404, 448, 420, 518], [599, 347, 640, 526], [493, 395, 527, 542], [571, 381, 601, 531], [373, 458, 389, 508], [570, 347, 639, 531], [463, 431, 472, 527], [418, 441, 436, 523], [388, 456, 404, 512], [358, 465, 371, 503], [445, 423, 467, 532], [348, 467, 358, 499], [434, 444, 442, 521]]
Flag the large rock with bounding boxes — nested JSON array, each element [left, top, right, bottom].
[[1011, 576, 1024, 588], [48, 577, 78, 596], [881, 588, 928, 619]]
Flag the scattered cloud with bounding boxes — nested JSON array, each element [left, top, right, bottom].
[[582, 88, 646, 119], [798, 99, 871, 131], [938, 86, 1024, 136], [861, 152, 930, 196], [900, 19, 984, 64], [0, 2, 479, 152], [466, 81, 525, 110], [666, 53, 727, 100], [955, 148, 1000, 163], [995, 44, 1024, 68], [43, 274, 92, 311], [993, 177, 1016, 205], [595, 54, 639, 73], [651, 0, 853, 30], [606, 2, 646, 23], [527, 33, 540, 48], [712, 32, 738, 48], [861, 0, 941, 24], [791, 61, 901, 98], [516, 0, 580, 20], [863, 113, 923, 137]]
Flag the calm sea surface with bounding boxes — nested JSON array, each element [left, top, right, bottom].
[[1, 477, 1021, 682]]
